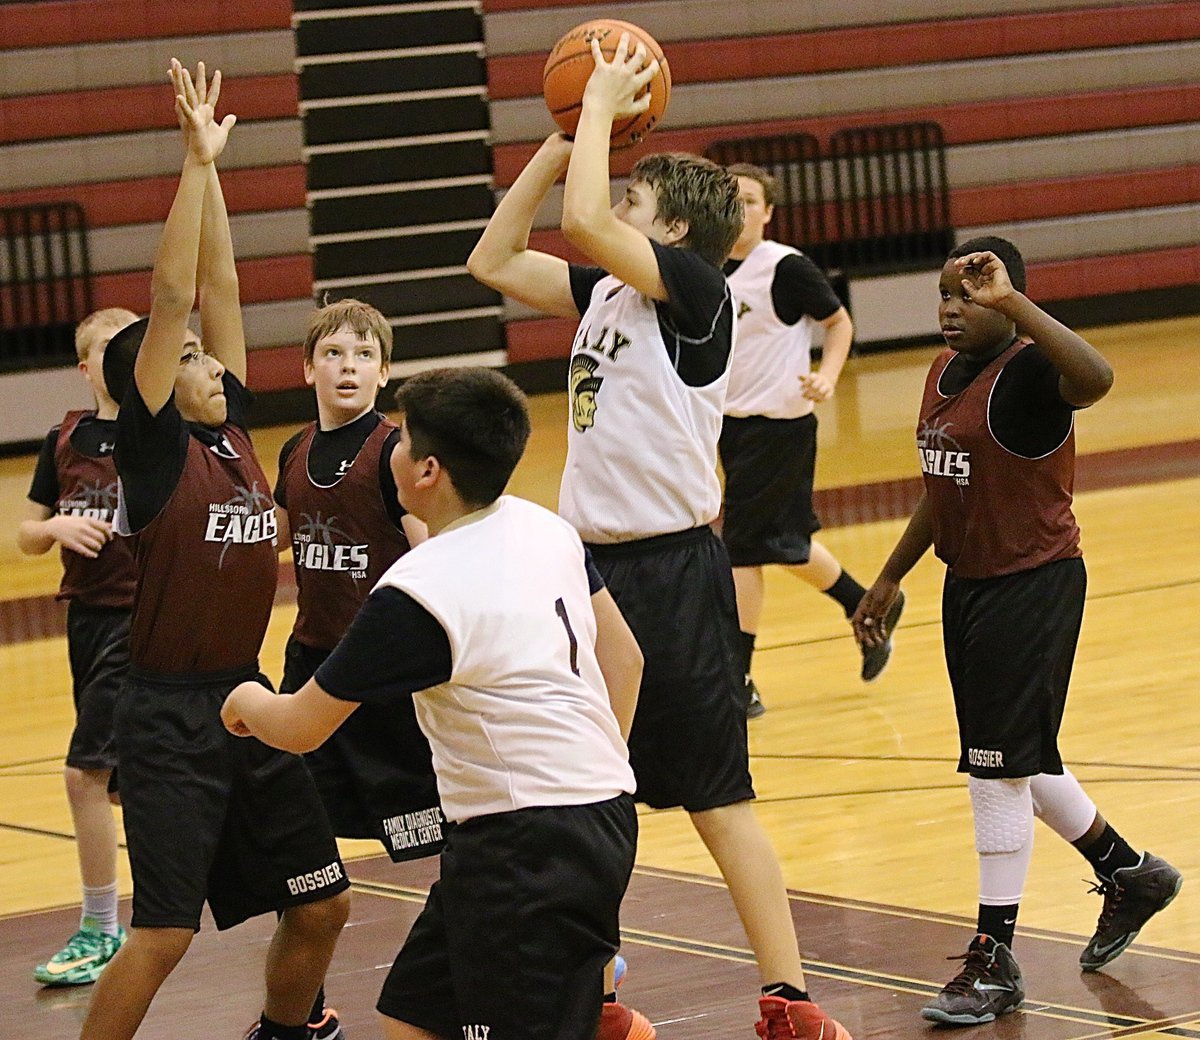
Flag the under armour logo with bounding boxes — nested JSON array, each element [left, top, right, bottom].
[[336, 458, 352, 476]]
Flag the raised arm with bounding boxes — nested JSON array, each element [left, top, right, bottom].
[[467, 134, 578, 318], [954, 252, 1113, 407], [197, 164, 247, 383], [561, 35, 668, 300], [135, 60, 236, 416]]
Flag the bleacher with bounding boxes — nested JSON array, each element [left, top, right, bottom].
[[1, 0, 1196, 434]]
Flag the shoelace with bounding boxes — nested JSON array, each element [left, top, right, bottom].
[[1085, 877, 1123, 930], [60, 930, 108, 959], [755, 1001, 796, 1040], [941, 948, 994, 995]]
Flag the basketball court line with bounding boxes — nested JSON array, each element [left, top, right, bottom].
[[349, 871, 1200, 1037]]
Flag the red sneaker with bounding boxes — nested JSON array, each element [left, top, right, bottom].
[[597, 1001, 657, 1040], [755, 996, 853, 1040]]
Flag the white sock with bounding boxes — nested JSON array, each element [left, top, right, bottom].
[[81, 882, 120, 937]]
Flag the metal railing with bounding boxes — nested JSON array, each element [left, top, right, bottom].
[[0, 203, 93, 371], [707, 121, 953, 277]]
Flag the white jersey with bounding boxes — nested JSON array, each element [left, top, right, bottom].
[[559, 275, 733, 543], [725, 240, 817, 419], [376, 496, 634, 823]]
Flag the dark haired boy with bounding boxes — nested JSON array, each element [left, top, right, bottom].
[[223, 366, 648, 1040], [719, 164, 895, 717], [467, 34, 853, 1040], [19, 306, 139, 986], [78, 62, 348, 1040], [854, 236, 1181, 1026], [272, 297, 435, 1040]]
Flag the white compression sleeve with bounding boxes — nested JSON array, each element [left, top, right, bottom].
[[970, 776, 1035, 905], [1030, 769, 1097, 843]]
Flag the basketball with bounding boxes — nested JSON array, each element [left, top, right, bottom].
[[543, 19, 671, 150]]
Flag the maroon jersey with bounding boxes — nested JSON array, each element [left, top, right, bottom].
[[918, 342, 1081, 579], [52, 411, 136, 608], [127, 424, 279, 674], [283, 419, 410, 650]]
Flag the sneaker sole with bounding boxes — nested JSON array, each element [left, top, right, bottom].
[[33, 966, 105, 986], [1080, 874, 1184, 972], [920, 1000, 1023, 1026], [861, 592, 905, 682]]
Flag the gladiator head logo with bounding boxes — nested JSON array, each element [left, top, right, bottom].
[[569, 354, 604, 433]]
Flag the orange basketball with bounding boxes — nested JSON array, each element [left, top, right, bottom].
[[543, 19, 671, 150]]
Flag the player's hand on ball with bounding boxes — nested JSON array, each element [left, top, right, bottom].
[[853, 580, 901, 649], [583, 32, 659, 119]]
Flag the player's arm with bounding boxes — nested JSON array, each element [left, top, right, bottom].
[[799, 307, 854, 402], [401, 513, 428, 547], [197, 165, 247, 383], [17, 501, 113, 558], [222, 677, 356, 754], [852, 491, 933, 648], [591, 586, 642, 741], [136, 60, 237, 417], [467, 134, 578, 318], [954, 252, 1113, 407], [561, 36, 667, 300]]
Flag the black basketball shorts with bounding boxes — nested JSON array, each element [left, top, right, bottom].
[[588, 527, 754, 811], [943, 557, 1086, 779], [115, 665, 349, 930], [377, 794, 637, 1040], [281, 635, 447, 861], [719, 413, 821, 567], [65, 601, 130, 772]]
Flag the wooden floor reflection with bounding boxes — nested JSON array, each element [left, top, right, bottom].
[[1, 316, 1197, 1037]]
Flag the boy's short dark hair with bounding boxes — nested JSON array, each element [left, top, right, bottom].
[[102, 316, 150, 405], [304, 298, 393, 365], [395, 367, 531, 508], [949, 236, 1027, 294], [725, 162, 777, 208], [630, 153, 744, 266]]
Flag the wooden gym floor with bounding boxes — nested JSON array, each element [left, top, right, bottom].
[[0, 315, 1197, 1038]]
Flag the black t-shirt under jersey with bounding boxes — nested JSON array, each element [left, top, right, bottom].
[[568, 241, 734, 387], [723, 251, 843, 326], [28, 416, 119, 507], [317, 553, 606, 705], [274, 410, 406, 530], [940, 342, 1076, 458]]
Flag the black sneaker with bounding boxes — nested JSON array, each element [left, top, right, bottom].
[[860, 590, 904, 682], [921, 934, 1024, 1025], [745, 677, 766, 719], [1080, 853, 1182, 971]]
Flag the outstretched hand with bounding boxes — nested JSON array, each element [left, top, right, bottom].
[[954, 251, 1016, 310], [169, 58, 236, 164], [583, 32, 659, 121]]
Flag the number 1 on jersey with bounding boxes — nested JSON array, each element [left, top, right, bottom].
[[554, 597, 580, 676]]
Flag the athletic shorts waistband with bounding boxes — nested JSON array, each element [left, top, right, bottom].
[[585, 525, 714, 560], [127, 661, 261, 688]]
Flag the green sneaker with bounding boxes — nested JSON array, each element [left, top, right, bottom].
[[33, 924, 126, 986]]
